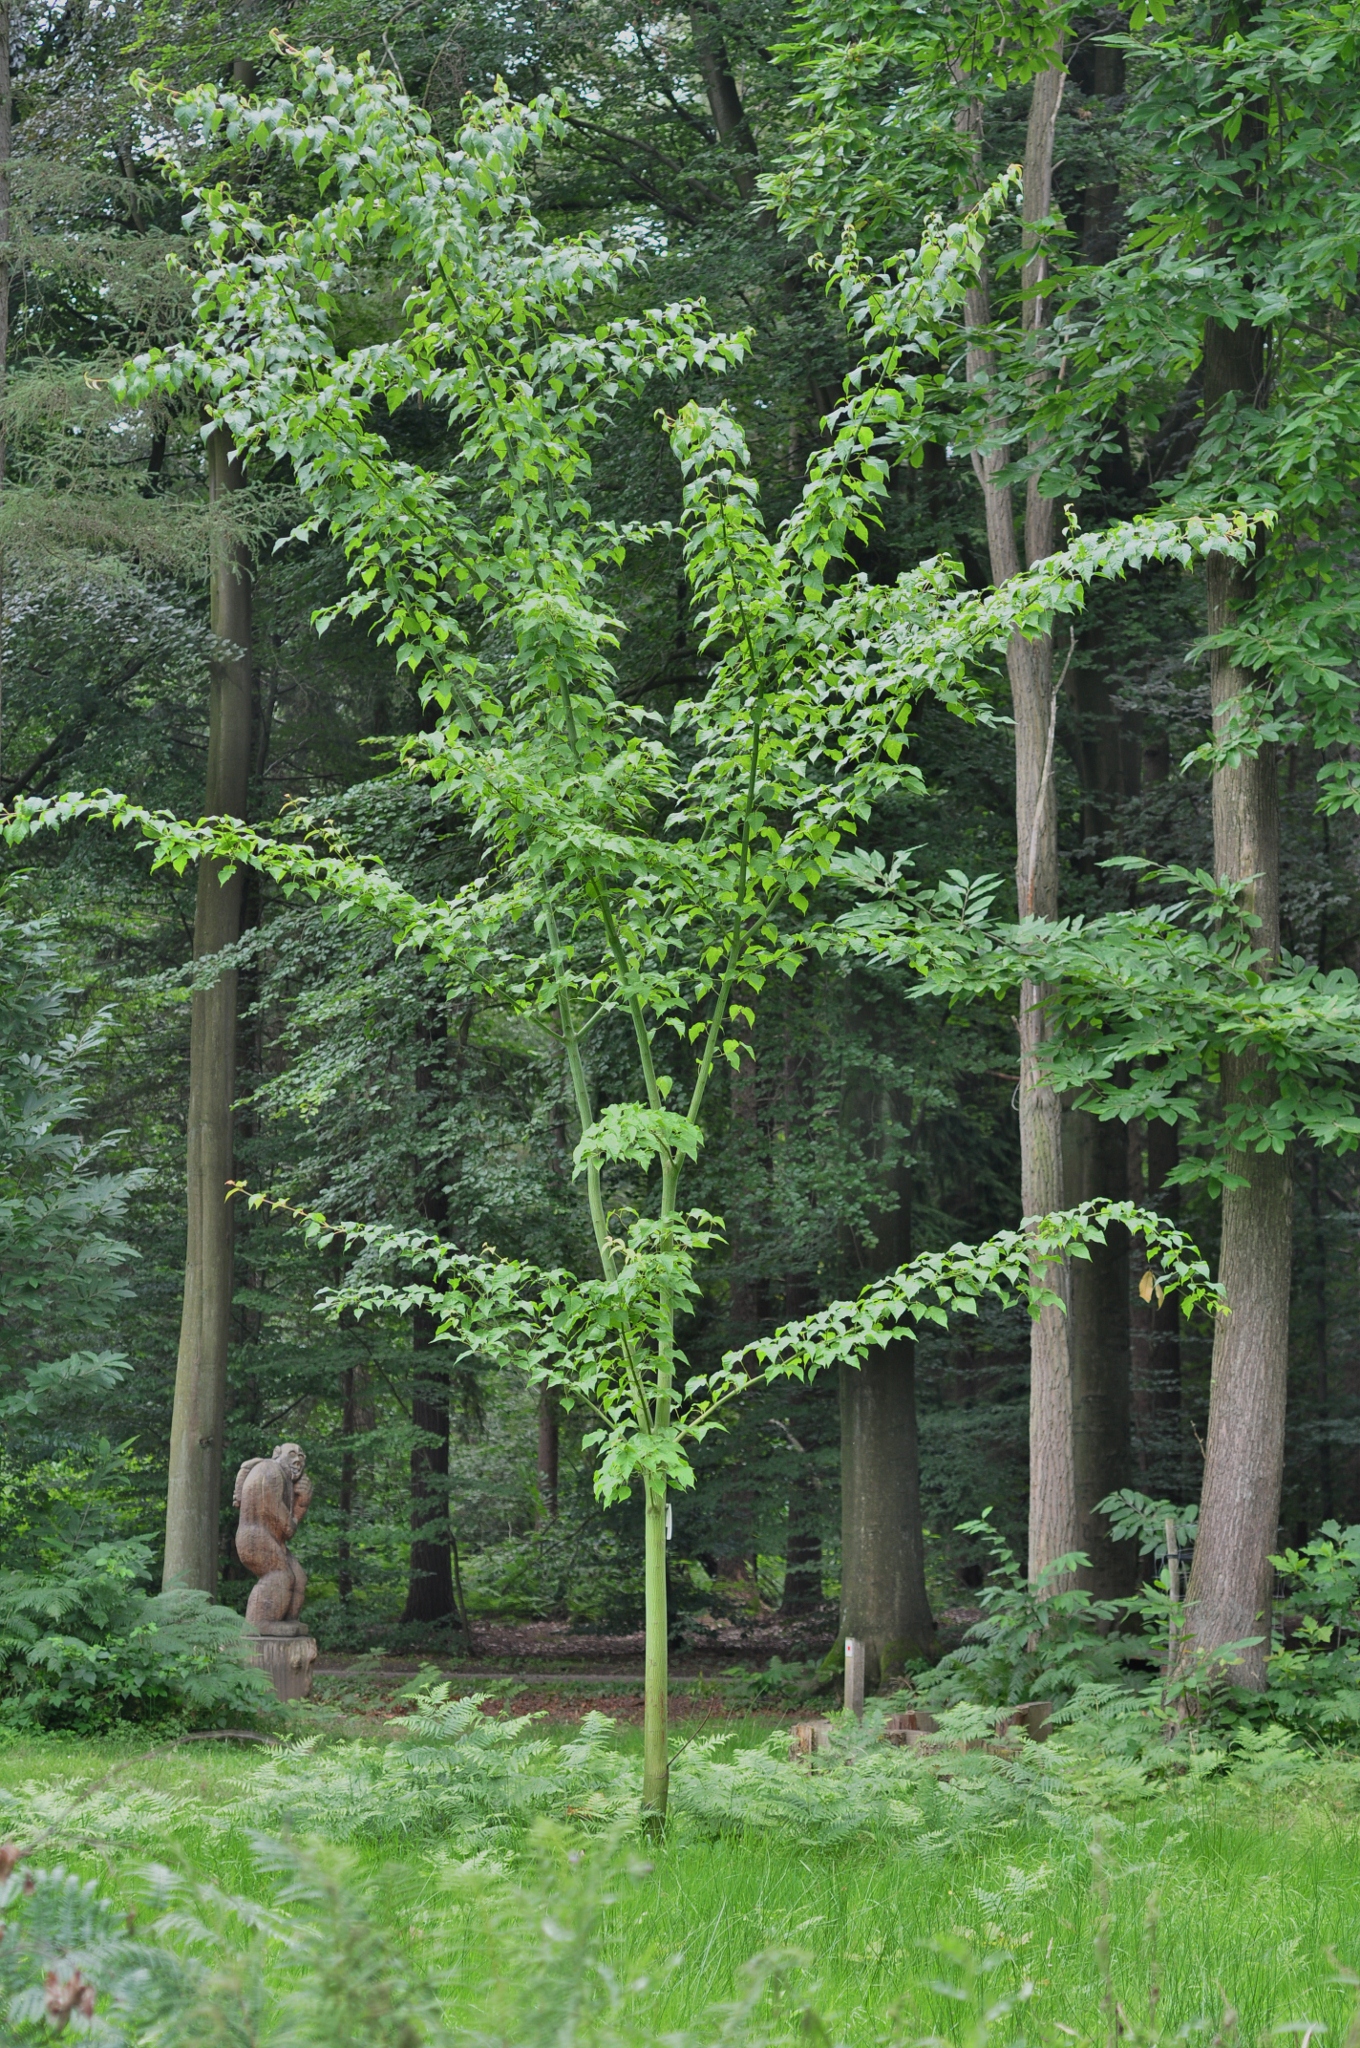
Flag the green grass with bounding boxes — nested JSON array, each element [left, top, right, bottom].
[[1, 1715, 1358, 2042]]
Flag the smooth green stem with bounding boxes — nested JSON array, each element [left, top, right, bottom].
[[655, 1156, 679, 1420], [641, 1479, 669, 1826], [544, 901, 616, 1283], [640, 1162, 680, 1831], [548, 671, 697, 1831], [590, 876, 667, 1115], [685, 945, 742, 1127]]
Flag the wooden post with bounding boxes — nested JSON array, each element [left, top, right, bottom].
[[844, 1636, 865, 1719], [790, 1718, 833, 1760], [1165, 1515, 1181, 1604]]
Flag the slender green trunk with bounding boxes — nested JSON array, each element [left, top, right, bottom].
[[641, 1481, 669, 1823], [640, 1158, 679, 1824]]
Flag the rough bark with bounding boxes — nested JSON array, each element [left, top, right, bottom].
[[838, 1341, 934, 1683], [1065, 1110, 1136, 1594], [1180, 311, 1290, 1690], [838, 1129, 934, 1681], [162, 427, 253, 1594], [402, 1300, 456, 1622], [1183, 1107, 1291, 1684]]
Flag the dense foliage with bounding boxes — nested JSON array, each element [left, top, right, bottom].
[[3, 0, 1360, 1748]]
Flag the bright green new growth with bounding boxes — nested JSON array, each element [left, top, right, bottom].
[[4, 43, 1251, 1819]]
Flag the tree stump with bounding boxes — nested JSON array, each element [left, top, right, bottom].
[[790, 1718, 833, 1760], [884, 1707, 939, 1745], [995, 1699, 1052, 1743]]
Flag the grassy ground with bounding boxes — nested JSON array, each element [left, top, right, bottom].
[[1, 1705, 1357, 2042]]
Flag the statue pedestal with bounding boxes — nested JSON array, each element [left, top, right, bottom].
[[247, 1620, 317, 1702]]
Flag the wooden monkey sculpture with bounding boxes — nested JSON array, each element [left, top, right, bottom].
[[233, 1442, 313, 1625]]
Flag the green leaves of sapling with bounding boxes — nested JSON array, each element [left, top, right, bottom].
[[573, 1105, 703, 1178]]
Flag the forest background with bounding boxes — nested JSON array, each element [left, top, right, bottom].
[[4, 0, 1358, 1691]]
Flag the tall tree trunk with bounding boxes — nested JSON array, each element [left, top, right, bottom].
[[402, 1300, 456, 1622], [1180, 314, 1290, 1690], [780, 1284, 827, 1617], [839, 1342, 933, 1682], [162, 427, 252, 1594], [781, 1484, 822, 1612], [1065, 1110, 1135, 1594], [536, 1388, 559, 1523], [1063, 36, 1142, 1584], [0, 5, 12, 778], [838, 1110, 934, 1682], [958, 60, 1077, 1579], [338, 1361, 372, 1604], [780, 1390, 825, 1616], [402, 1035, 456, 1625], [1130, 1113, 1183, 1488], [1063, 661, 1136, 1588], [1126, 729, 1184, 1491], [1310, 1149, 1333, 1524], [689, 2, 760, 204]]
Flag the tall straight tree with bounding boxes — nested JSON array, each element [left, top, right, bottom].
[[838, 1113, 933, 1677], [1181, 321, 1289, 1679], [772, 0, 1161, 1589], [689, 2, 760, 204], [957, 53, 1081, 1580], [402, 1023, 456, 1624], [1055, 0, 1360, 1680], [162, 424, 253, 1594], [0, 2, 10, 774]]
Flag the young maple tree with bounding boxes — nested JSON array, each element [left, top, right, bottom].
[[7, 47, 1238, 1814]]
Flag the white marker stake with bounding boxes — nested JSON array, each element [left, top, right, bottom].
[[844, 1636, 865, 1720]]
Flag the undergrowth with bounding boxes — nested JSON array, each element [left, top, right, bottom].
[[1, 1680, 1340, 1864], [3, 1818, 1359, 2046]]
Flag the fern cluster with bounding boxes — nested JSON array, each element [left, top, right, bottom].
[[200, 1685, 1338, 1859]]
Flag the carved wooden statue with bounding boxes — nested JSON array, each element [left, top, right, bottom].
[[233, 1441, 313, 1626]]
